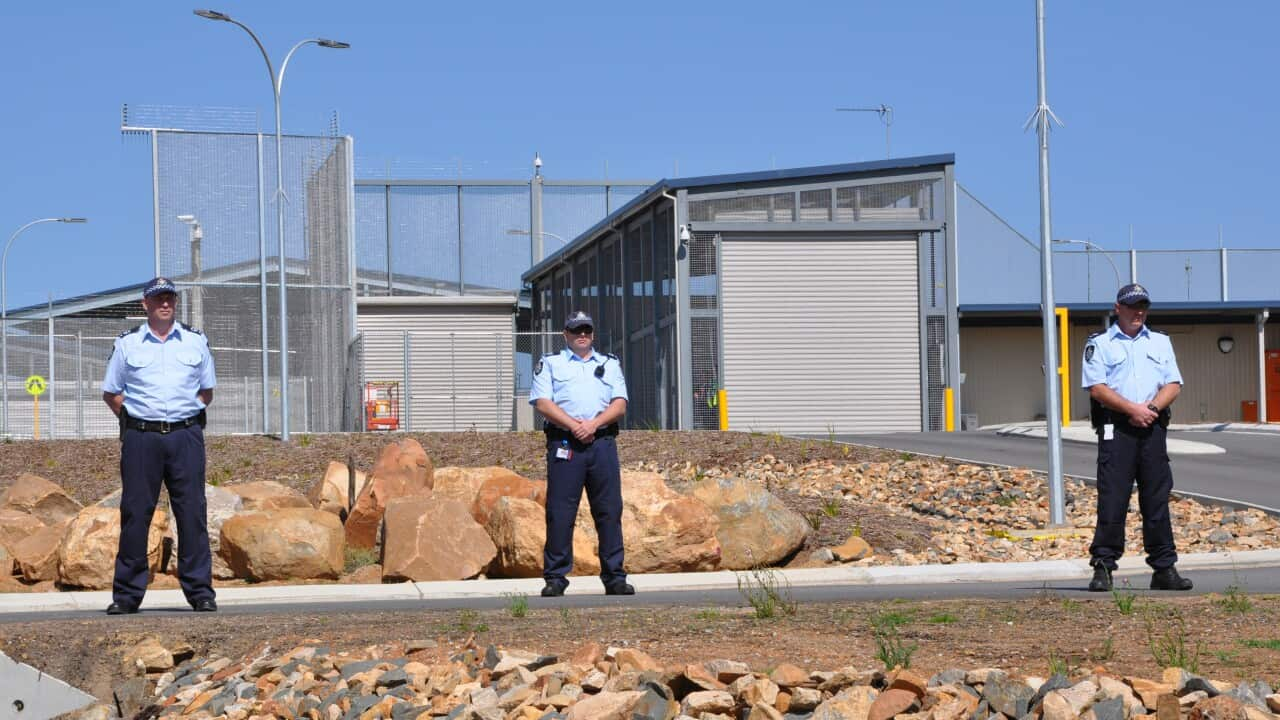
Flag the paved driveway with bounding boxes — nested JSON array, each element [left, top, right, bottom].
[[825, 428, 1280, 513]]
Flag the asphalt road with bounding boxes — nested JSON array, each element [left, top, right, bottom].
[[827, 429, 1280, 513], [2, 566, 1277, 625]]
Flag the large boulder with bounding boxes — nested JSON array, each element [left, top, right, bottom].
[[690, 476, 809, 569], [309, 461, 368, 517], [58, 506, 168, 589], [202, 485, 243, 580], [381, 497, 496, 582], [345, 439, 435, 549], [0, 473, 82, 526], [12, 522, 66, 582], [0, 543, 12, 576], [432, 466, 517, 507], [619, 471, 721, 572], [228, 481, 310, 512], [219, 508, 344, 581], [0, 509, 46, 557], [472, 473, 546, 526], [484, 496, 600, 578]]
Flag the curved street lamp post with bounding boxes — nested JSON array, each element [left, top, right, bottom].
[[3, 217, 87, 437], [195, 9, 349, 442]]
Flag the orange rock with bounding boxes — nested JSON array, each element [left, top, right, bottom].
[[769, 663, 809, 688], [12, 522, 65, 582], [868, 688, 920, 720], [471, 473, 545, 526], [220, 508, 344, 581], [613, 648, 662, 673], [345, 439, 433, 548], [0, 473, 82, 526], [381, 497, 495, 581], [228, 481, 311, 512]]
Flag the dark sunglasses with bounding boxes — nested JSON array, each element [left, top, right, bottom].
[[566, 327, 593, 336]]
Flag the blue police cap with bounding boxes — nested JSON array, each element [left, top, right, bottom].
[[1116, 283, 1150, 306], [142, 277, 178, 298], [564, 311, 594, 330]]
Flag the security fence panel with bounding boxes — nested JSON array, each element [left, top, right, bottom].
[[1226, 249, 1280, 301], [389, 186, 459, 295], [355, 185, 390, 295], [544, 185, 607, 256], [1136, 250, 1221, 303], [0, 323, 52, 439], [1052, 250, 1130, 303], [461, 186, 531, 294], [955, 183, 1040, 305]]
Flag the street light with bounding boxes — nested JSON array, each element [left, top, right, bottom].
[[195, 8, 349, 442], [835, 105, 894, 158], [3, 217, 87, 437], [506, 228, 565, 244], [1053, 238, 1121, 299], [177, 215, 204, 328]]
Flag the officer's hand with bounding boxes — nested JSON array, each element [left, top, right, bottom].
[[1130, 401, 1157, 427], [572, 419, 597, 441]]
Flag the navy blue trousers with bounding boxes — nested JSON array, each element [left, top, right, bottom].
[[543, 436, 626, 584], [114, 424, 215, 608], [1089, 421, 1178, 571]]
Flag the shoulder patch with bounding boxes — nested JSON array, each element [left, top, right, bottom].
[[1084, 344, 1095, 362], [179, 322, 204, 335], [534, 357, 546, 375]]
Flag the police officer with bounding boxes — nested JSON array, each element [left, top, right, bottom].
[[101, 277, 218, 614], [529, 311, 633, 597], [1082, 283, 1192, 592]]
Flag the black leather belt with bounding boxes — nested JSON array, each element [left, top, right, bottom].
[[124, 411, 206, 434]]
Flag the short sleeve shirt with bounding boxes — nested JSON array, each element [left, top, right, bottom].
[[1081, 323, 1182, 404], [102, 323, 217, 421], [528, 348, 628, 420]]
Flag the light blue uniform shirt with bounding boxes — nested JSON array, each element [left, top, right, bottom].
[[1081, 323, 1182, 404], [529, 348, 628, 420], [102, 323, 217, 421]]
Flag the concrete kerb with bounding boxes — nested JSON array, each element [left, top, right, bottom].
[[3, 550, 1280, 617], [994, 422, 1225, 455]]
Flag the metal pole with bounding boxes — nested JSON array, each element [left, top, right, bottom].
[[243, 376, 250, 434], [1219, 226, 1228, 302], [450, 332, 457, 431], [402, 330, 412, 431], [1031, 0, 1066, 526], [531, 159, 544, 262], [257, 132, 270, 434], [152, 130, 161, 278], [47, 294, 54, 439], [76, 332, 83, 439]]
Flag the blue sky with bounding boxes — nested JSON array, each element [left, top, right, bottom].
[[2, 1, 1277, 311]]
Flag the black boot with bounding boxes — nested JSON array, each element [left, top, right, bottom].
[[1150, 566, 1193, 591], [1088, 565, 1113, 592]]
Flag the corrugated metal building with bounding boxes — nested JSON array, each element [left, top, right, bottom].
[[522, 155, 960, 433]]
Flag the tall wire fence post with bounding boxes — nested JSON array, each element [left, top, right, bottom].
[[47, 298, 55, 439], [449, 332, 457, 431], [76, 332, 83, 439], [402, 330, 412, 432]]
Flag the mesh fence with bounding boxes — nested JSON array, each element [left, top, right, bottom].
[[689, 232, 721, 430]]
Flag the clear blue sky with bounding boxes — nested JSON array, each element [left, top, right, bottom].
[[2, 1, 1277, 311]]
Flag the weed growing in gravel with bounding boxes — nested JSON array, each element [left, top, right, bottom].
[[694, 608, 723, 622], [898, 452, 915, 462], [1145, 608, 1202, 672], [1112, 582, 1137, 615], [992, 494, 1016, 507], [503, 592, 529, 618], [343, 545, 379, 574], [825, 425, 837, 445], [1060, 598, 1081, 612], [735, 567, 797, 620], [299, 434, 313, 447], [804, 512, 824, 531], [1239, 638, 1280, 650], [820, 498, 841, 517], [456, 609, 489, 634], [870, 611, 918, 670], [1218, 582, 1253, 614], [1046, 649, 1071, 676], [1213, 649, 1243, 666], [928, 612, 958, 624], [557, 607, 573, 626], [1089, 637, 1115, 663]]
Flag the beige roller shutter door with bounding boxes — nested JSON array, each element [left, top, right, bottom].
[[357, 299, 516, 431], [720, 235, 921, 433]]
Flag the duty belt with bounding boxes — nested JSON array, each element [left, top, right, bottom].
[[123, 411, 206, 434], [544, 422, 619, 441]]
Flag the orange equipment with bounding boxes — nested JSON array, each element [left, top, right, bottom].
[[364, 382, 401, 431]]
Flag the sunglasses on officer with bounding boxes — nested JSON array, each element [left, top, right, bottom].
[[565, 326, 593, 336]]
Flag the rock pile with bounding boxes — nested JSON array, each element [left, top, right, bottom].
[[72, 639, 1280, 720], [659, 457, 1280, 566]]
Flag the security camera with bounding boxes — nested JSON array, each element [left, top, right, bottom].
[[533, 153, 542, 169]]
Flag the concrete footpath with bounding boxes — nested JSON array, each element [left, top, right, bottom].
[[3, 549, 1279, 617], [995, 422, 1227, 454]]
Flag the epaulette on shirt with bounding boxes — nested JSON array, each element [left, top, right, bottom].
[[1149, 328, 1168, 335], [1087, 331, 1103, 340], [117, 326, 141, 339], [179, 322, 204, 335]]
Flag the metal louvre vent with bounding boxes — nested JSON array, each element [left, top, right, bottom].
[[799, 189, 831, 221], [926, 316, 946, 431], [688, 192, 795, 223], [835, 179, 935, 222], [929, 232, 938, 309]]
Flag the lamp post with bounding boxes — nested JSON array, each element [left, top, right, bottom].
[[195, 9, 349, 442], [177, 215, 204, 329], [835, 105, 894, 158], [1053, 238, 1121, 299], [3, 217, 87, 437], [506, 228, 565, 244]]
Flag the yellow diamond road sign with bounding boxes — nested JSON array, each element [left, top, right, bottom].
[[25, 375, 47, 396]]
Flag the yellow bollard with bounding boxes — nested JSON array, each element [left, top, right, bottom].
[[717, 389, 728, 431], [944, 387, 955, 432], [1056, 306, 1071, 427]]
